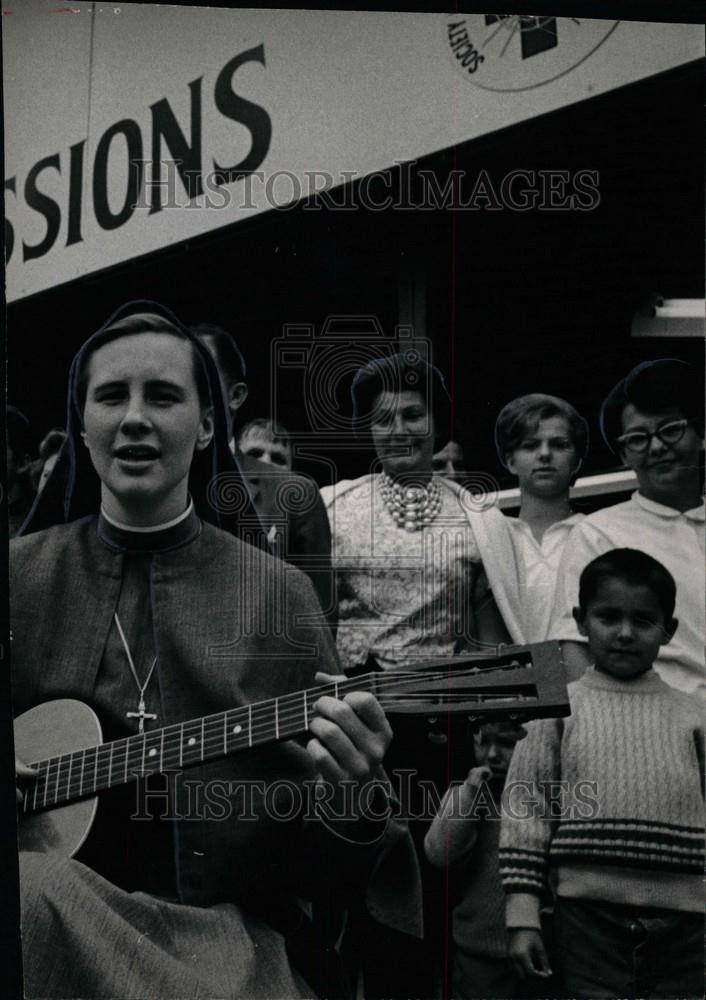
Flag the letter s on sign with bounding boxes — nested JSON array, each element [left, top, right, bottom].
[[212, 44, 272, 186], [22, 154, 62, 262], [4, 177, 16, 264]]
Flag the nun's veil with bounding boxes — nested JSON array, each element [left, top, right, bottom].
[[20, 300, 267, 549]]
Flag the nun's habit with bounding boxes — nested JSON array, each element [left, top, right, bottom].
[[11, 304, 416, 998]]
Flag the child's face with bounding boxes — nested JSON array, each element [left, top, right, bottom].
[[573, 578, 677, 680], [506, 415, 579, 499], [473, 724, 519, 776]]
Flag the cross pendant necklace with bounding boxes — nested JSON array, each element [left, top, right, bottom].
[[114, 612, 158, 734], [126, 696, 158, 735]]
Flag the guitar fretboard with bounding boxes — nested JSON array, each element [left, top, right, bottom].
[[23, 675, 376, 815], [21, 642, 568, 816]]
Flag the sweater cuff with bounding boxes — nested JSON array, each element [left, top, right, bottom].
[[506, 892, 542, 930]]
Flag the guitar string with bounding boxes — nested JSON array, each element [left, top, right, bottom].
[[27, 678, 531, 800], [27, 675, 535, 804], [30, 695, 530, 812], [26, 666, 534, 803], [30, 657, 527, 779], [26, 666, 478, 772], [29, 665, 525, 779], [29, 695, 535, 811]]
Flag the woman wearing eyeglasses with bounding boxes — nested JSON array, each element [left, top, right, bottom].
[[550, 359, 705, 699]]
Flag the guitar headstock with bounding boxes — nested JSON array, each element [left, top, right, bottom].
[[373, 642, 570, 724]]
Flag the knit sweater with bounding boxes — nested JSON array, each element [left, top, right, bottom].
[[425, 772, 509, 961], [499, 668, 705, 928]]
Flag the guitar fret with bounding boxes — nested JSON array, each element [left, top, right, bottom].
[[140, 733, 146, 777], [91, 746, 98, 792], [275, 699, 279, 741], [40, 759, 48, 808], [107, 742, 115, 792], [66, 753, 73, 804], [53, 755, 62, 805], [179, 722, 184, 768], [303, 692, 308, 730], [43, 759, 52, 807], [160, 729, 165, 772], [248, 705, 252, 747], [79, 749, 86, 798], [200, 718, 204, 761]]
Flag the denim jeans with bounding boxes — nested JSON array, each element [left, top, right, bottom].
[[555, 895, 704, 999]]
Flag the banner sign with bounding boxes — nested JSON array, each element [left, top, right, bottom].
[[3, 4, 703, 301]]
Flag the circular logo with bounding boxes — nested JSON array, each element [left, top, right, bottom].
[[444, 15, 619, 92]]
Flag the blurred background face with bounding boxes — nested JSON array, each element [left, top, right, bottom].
[[81, 332, 213, 525], [238, 425, 292, 470], [432, 439, 464, 481], [473, 723, 520, 778], [370, 389, 435, 478], [507, 414, 579, 498]]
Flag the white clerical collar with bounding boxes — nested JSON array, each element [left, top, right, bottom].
[[100, 498, 195, 534], [633, 491, 705, 523]]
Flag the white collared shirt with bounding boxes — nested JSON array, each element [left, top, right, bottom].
[[550, 492, 706, 699], [506, 512, 584, 642]]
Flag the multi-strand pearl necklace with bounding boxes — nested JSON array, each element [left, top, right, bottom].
[[379, 472, 442, 531]]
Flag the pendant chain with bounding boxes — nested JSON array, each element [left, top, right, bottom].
[[114, 611, 158, 733]]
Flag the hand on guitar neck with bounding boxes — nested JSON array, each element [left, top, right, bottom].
[[307, 690, 393, 784], [15, 757, 37, 805], [306, 689, 393, 835]]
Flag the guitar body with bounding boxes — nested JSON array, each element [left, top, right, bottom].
[[15, 700, 101, 858]]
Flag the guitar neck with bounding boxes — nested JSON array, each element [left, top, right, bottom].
[[22, 642, 570, 816], [22, 674, 377, 816]]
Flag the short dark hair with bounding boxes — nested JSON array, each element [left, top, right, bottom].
[[494, 393, 589, 469], [191, 324, 247, 386], [76, 312, 211, 412], [238, 417, 291, 448], [578, 548, 676, 624], [350, 351, 451, 442], [477, 718, 526, 742], [600, 359, 703, 452]]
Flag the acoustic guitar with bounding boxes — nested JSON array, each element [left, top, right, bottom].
[[15, 641, 569, 857]]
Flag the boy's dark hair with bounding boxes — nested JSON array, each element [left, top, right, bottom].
[[191, 323, 247, 386], [600, 358, 703, 452], [494, 393, 588, 469], [477, 718, 526, 742], [578, 548, 676, 623]]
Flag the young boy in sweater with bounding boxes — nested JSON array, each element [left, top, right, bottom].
[[500, 548, 705, 999]]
